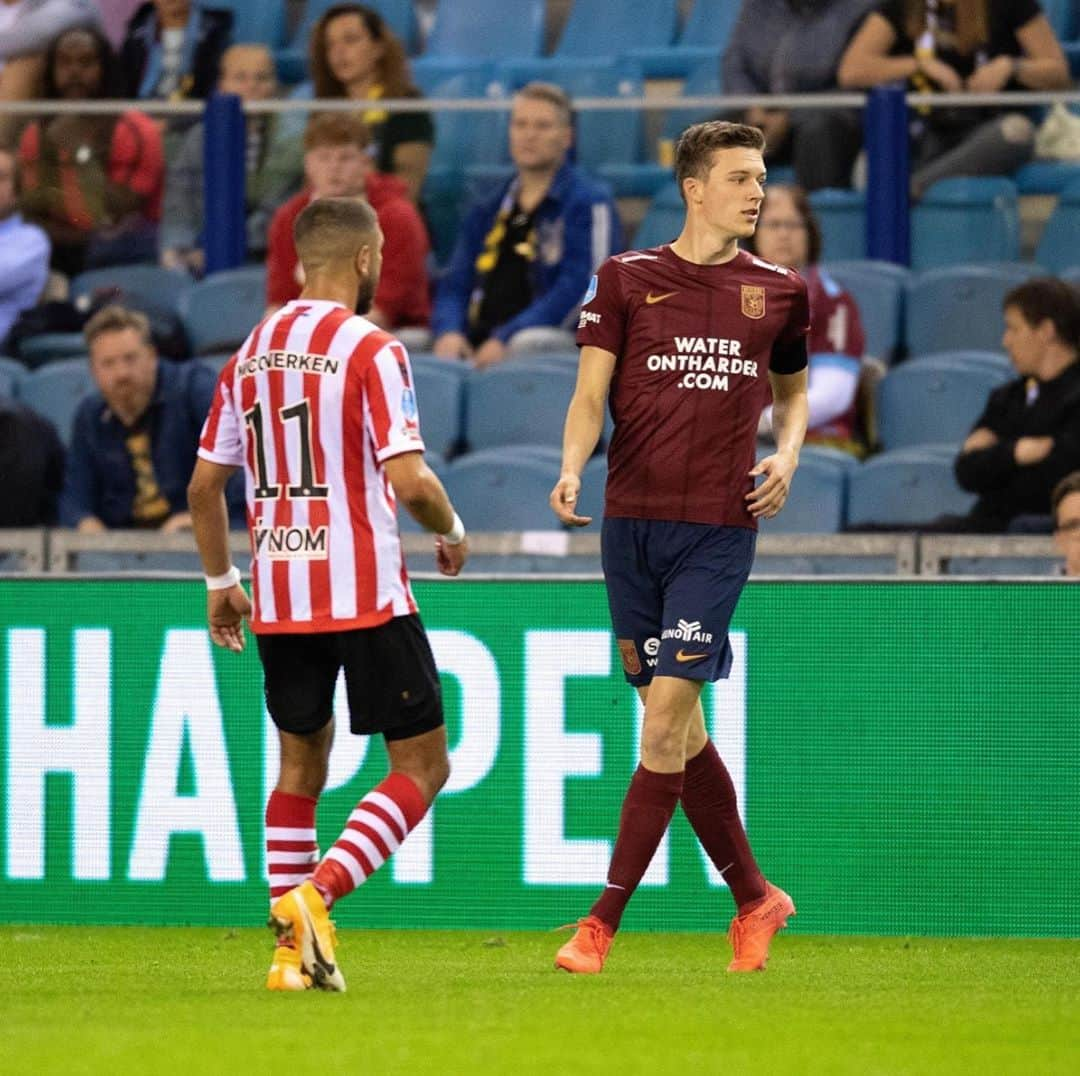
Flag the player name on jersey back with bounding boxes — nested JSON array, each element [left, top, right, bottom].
[[197, 299, 425, 634]]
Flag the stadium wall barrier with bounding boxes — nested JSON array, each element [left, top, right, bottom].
[[1, 578, 1077, 937]]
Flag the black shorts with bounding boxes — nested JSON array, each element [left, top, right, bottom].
[[256, 614, 443, 741]]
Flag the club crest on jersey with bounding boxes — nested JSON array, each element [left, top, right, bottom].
[[741, 285, 765, 319]]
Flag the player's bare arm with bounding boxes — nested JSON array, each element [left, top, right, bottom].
[[748, 367, 809, 519], [188, 457, 252, 652], [384, 450, 469, 576], [551, 345, 616, 526]]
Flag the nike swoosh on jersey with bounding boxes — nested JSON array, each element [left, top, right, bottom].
[[645, 290, 679, 304], [675, 649, 709, 662]]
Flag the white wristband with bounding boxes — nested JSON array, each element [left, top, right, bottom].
[[205, 565, 241, 590], [440, 512, 466, 545]]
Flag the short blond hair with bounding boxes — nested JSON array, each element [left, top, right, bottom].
[[83, 305, 152, 350]]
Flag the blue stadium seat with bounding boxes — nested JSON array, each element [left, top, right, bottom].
[[18, 358, 94, 446], [759, 446, 854, 534], [196, 353, 234, 377], [276, 0, 416, 84], [911, 177, 1021, 270], [1061, 266, 1080, 287], [0, 356, 25, 399], [575, 454, 608, 522], [821, 260, 909, 363], [634, 181, 685, 248], [463, 361, 577, 451], [876, 354, 1012, 451], [411, 356, 465, 459], [626, 0, 742, 78], [905, 263, 1037, 356], [490, 58, 645, 183], [414, 64, 504, 173], [1014, 159, 1080, 196], [659, 55, 720, 163], [1035, 179, 1080, 274], [847, 446, 976, 528], [917, 349, 1013, 375], [1042, 0, 1076, 40], [556, 0, 679, 59], [180, 267, 267, 355], [426, 0, 544, 58], [17, 333, 86, 365], [213, 0, 287, 47], [442, 451, 564, 530], [808, 188, 866, 262], [70, 263, 193, 317]]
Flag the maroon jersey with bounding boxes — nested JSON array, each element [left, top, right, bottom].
[[577, 245, 809, 528]]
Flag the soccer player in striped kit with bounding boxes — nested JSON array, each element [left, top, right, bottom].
[[188, 197, 469, 992], [551, 121, 809, 974]]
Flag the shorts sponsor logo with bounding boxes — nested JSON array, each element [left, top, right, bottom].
[[644, 636, 660, 668], [253, 523, 329, 561], [741, 285, 766, 319], [617, 638, 641, 676], [662, 619, 714, 644]]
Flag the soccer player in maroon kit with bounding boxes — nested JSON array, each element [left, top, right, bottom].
[[550, 121, 810, 974], [188, 197, 469, 992]]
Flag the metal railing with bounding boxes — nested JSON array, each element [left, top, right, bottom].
[[0, 528, 1066, 577]]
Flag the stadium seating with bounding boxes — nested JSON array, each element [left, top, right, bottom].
[[413, 63, 503, 172], [213, 0, 287, 48], [70, 264, 193, 316], [634, 181, 684, 248], [276, 0, 416, 84], [555, 0, 679, 59], [411, 355, 466, 459], [808, 189, 866, 262], [196, 354, 234, 377], [876, 353, 1012, 451], [1042, 0, 1077, 41], [179, 267, 267, 355], [426, 0, 544, 59], [626, 0, 743, 78], [658, 54, 719, 165], [911, 177, 1021, 270], [905, 263, 1037, 356], [575, 453, 609, 522], [442, 451, 564, 530], [1014, 159, 1080, 196], [822, 260, 909, 363], [18, 358, 94, 446], [758, 445, 855, 534], [1034, 178, 1080, 274], [463, 360, 577, 451], [0, 356, 24, 399], [17, 333, 86, 366], [846, 445, 976, 528]]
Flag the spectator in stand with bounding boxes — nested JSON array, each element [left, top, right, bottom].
[[952, 278, 1080, 532], [265, 112, 430, 330], [0, 0, 99, 145], [746, 185, 867, 456], [839, 0, 1070, 199], [0, 144, 50, 348], [302, 3, 433, 203], [1052, 471, 1080, 577], [18, 25, 164, 277], [432, 82, 620, 369], [722, 0, 876, 190], [0, 395, 64, 526], [160, 44, 303, 274], [60, 304, 242, 531], [119, 0, 231, 103]]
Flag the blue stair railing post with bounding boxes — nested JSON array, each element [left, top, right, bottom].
[[203, 92, 247, 274], [864, 85, 910, 265]]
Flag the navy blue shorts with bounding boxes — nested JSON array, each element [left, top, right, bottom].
[[602, 517, 755, 686]]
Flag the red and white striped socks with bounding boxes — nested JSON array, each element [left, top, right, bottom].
[[265, 790, 320, 906], [311, 772, 428, 907]]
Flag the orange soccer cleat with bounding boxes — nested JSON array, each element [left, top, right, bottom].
[[265, 944, 312, 992], [727, 882, 796, 972], [269, 881, 346, 992], [554, 916, 614, 974]]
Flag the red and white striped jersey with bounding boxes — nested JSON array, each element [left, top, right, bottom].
[[197, 299, 426, 634]]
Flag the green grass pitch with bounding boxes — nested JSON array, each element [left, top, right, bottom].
[[4, 927, 1077, 1074]]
